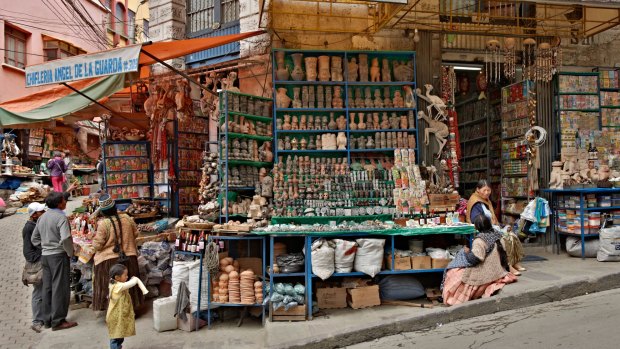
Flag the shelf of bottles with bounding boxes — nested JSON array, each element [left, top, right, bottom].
[[102, 141, 153, 201], [219, 90, 274, 222], [176, 116, 209, 217], [271, 49, 418, 223]]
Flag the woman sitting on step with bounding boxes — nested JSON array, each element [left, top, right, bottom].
[[441, 214, 518, 306]]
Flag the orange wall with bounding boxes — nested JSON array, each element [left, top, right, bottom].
[[0, 1, 120, 103]]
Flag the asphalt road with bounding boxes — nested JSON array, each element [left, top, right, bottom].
[[346, 288, 620, 349]]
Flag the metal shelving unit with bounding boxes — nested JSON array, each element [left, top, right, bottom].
[[102, 141, 153, 201], [175, 116, 209, 217]]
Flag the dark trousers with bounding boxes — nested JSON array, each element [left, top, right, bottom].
[[41, 253, 71, 328], [110, 338, 124, 349]]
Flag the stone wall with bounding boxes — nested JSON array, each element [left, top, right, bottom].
[[149, 0, 186, 73]]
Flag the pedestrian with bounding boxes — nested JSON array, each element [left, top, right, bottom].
[[47, 151, 67, 192], [63, 150, 74, 197], [107, 264, 148, 349], [92, 194, 144, 312], [22, 202, 46, 333], [466, 179, 526, 275], [31, 191, 78, 331], [441, 214, 518, 306]]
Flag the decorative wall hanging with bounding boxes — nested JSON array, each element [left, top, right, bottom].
[[503, 37, 517, 80], [522, 38, 537, 81], [484, 39, 501, 84], [534, 37, 562, 83]]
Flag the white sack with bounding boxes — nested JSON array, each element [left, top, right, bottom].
[[311, 238, 335, 280], [354, 238, 385, 277], [333, 239, 357, 273]]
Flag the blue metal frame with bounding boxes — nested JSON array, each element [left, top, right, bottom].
[[544, 188, 620, 259], [271, 49, 418, 167], [101, 141, 153, 201]]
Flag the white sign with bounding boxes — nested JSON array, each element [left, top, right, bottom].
[[25, 45, 142, 87]]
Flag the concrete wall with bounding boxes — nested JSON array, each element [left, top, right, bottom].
[[0, 0, 109, 102]]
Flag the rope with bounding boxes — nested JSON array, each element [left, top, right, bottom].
[[204, 241, 220, 276]]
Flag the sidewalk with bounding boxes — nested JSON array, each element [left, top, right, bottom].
[[4, 201, 618, 349], [30, 246, 620, 349]]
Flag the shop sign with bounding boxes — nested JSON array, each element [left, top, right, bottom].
[[25, 45, 142, 87]]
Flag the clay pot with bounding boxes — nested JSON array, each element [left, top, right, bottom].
[[275, 51, 289, 81], [328, 113, 337, 130], [291, 53, 304, 81], [304, 57, 317, 81], [318, 55, 330, 82]]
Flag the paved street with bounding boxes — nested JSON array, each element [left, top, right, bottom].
[[347, 288, 620, 349]]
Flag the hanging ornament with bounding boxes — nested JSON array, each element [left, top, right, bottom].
[[536, 42, 553, 83], [551, 36, 563, 76], [485, 39, 501, 84], [522, 38, 537, 81], [503, 37, 516, 80]]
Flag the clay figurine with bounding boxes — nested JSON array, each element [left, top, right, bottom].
[[549, 161, 564, 189], [358, 54, 369, 82], [283, 114, 292, 130], [373, 113, 380, 129], [328, 113, 337, 130], [300, 115, 307, 130], [381, 58, 391, 82], [349, 113, 358, 130], [400, 115, 408, 129], [318, 56, 330, 81], [292, 87, 302, 108], [393, 90, 405, 108], [300, 137, 308, 150], [370, 58, 380, 82], [383, 86, 392, 108], [291, 115, 299, 130], [275, 51, 289, 81], [373, 90, 383, 108], [364, 87, 373, 108], [349, 57, 359, 81], [331, 56, 343, 81], [358, 113, 366, 130], [276, 88, 292, 108], [337, 114, 347, 130], [355, 88, 364, 108], [260, 142, 274, 162], [337, 132, 347, 150], [291, 137, 299, 150], [380, 113, 390, 129], [308, 115, 315, 130], [332, 86, 344, 108]]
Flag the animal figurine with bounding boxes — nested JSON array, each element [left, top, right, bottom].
[[417, 111, 449, 158], [415, 84, 447, 120]]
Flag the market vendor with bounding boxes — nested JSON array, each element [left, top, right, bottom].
[[466, 180, 526, 275], [91, 194, 144, 313]]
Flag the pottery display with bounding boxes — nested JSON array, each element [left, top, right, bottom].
[[358, 54, 369, 82], [291, 53, 305, 81], [275, 51, 289, 80], [305, 56, 317, 81], [348, 57, 359, 81], [318, 56, 330, 82], [331, 56, 343, 81]]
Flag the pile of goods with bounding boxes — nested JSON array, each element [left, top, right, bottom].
[[125, 200, 160, 218], [111, 127, 146, 141], [213, 257, 263, 304], [268, 282, 305, 311], [197, 201, 220, 222], [12, 165, 32, 175], [257, 220, 395, 233], [138, 241, 173, 297], [177, 214, 215, 230]]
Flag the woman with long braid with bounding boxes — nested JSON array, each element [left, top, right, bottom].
[[92, 194, 144, 312]]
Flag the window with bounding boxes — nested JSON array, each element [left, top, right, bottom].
[[4, 26, 27, 69], [43, 39, 86, 62], [142, 19, 149, 38], [187, 0, 239, 34], [128, 9, 136, 42], [115, 3, 126, 36], [105, 0, 113, 30]]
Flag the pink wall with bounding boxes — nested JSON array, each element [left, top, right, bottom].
[[0, 0, 114, 103]]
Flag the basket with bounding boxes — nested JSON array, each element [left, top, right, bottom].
[[184, 221, 216, 230], [125, 135, 144, 141], [132, 198, 156, 205]]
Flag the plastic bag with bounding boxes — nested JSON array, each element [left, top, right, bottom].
[[282, 295, 293, 305], [284, 284, 295, 296], [171, 261, 191, 298], [294, 283, 305, 295], [293, 294, 305, 305], [284, 301, 299, 311], [276, 253, 305, 273], [274, 283, 286, 294], [354, 238, 385, 277], [333, 239, 357, 273], [311, 239, 335, 280], [271, 292, 284, 303], [378, 275, 425, 301], [566, 237, 599, 258], [598, 226, 620, 262], [273, 302, 284, 311]]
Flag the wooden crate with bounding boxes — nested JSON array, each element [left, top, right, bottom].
[[272, 304, 306, 321], [385, 255, 412, 270], [317, 287, 347, 309], [431, 258, 451, 269], [411, 256, 432, 270]]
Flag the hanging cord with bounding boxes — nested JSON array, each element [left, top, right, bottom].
[[525, 126, 547, 147], [204, 241, 220, 276]]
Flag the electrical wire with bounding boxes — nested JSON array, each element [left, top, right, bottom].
[[60, 0, 109, 47], [2, 19, 113, 47], [54, 0, 110, 49], [0, 48, 46, 57]]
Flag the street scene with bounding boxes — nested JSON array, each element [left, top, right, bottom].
[[2, 1, 620, 349]]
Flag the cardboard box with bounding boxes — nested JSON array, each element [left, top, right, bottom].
[[272, 304, 306, 321], [237, 257, 263, 275], [411, 256, 432, 270], [431, 258, 451, 269], [385, 255, 412, 270], [177, 313, 207, 332], [347, 285, 381, 309], [317, 287, 347, 309]]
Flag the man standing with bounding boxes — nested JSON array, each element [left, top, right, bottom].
[[31, 192, 78, 331], [23, 202, 46, 332]]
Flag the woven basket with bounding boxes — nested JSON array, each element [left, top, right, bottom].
[[129, 211, 159, 219], [184, 221, 215, 230], [132, 198, 156, 205]]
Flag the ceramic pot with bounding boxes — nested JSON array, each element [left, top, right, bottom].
[[291, 53, 304, 81], [304, 57, 317, 81], [328, 113, 337, 130], [275, 51, 289, 81]]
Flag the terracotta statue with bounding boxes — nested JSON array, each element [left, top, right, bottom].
[[358, 54, 369, 82], [291, 53, 304, 81], [304, 56, 317, 81], [370, 58, 380, 82], [275, 51, 289, 81], [349, 113, 358, 130], [364, 87, 373, 108], [381, 58, 391, 82], [283, 114, 292, 130], [337, 114, 347, 130], [331, 56, 343, 81], [337, 132, 347, 150], [276, 88, 292, 108], [292, 87, 302, 108], [300, 115, 307, 130], [348, 57, 359, 81], [332, 86, 344, 108], [291, 115, 299, 130], [549, 161, 564, 189], [318, 56, 330, 81], [393, 90, 404, 108], [373, 90, 383, 108]]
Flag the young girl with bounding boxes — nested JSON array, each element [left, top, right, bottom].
[[107, 264, 148, 349]]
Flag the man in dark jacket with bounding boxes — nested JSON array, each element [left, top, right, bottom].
[[23, 202, 45, 332]]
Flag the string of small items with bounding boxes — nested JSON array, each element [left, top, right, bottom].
[[204, 241, 220, 276]]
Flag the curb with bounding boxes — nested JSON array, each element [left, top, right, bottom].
[[273, 270, 620, 349]]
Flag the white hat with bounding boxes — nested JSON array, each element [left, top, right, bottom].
[[27, 202, 46, 216]]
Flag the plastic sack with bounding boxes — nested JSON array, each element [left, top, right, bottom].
[[597, 226, 620, 262], [274, 283, 286, 294], [284, 284, 295, 296], [271, 292, 284, 303], [566, 237, 599, 258], [276, 253, 305, 274], [294, 283, 305, 295], [293, 294, 305, 305], [333, 239, 357, 273], [426, 248, 450, 259], [311, 239, 335, 280], [171, 261, 192, 298], [188, 260, 209, 312], [282, 295, 293, 305], [378, 275, 425, 301], [284, 301, 299, 311], [354, 238, 385, 277]]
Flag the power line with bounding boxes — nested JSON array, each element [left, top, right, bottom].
[[54, 0, 110, 49], [0, 48, 47, 57], [2, 19, 115, 48]]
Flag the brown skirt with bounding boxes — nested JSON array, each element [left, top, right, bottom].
[[92, 256, 145, 311]]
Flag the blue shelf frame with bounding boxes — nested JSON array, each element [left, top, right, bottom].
[[271, 49, 418, 167], [267, 228, 473, 321], [543, 188, 620, 259]]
